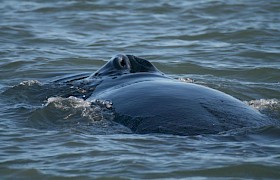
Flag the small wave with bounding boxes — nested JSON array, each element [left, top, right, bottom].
[[1, 80, 47, 104], [2, 80, 87, 105], [177, 77, 195, 83], [244, 99, 280, 121], [8, 80, 43, 89], [29, 96, 131, 134], [245, 99, 279, 111], [2, 80, 131, 134], [45, 96, 109, 121], [19, 80, 42, 86]]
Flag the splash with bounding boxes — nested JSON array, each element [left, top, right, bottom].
[[19, 80, 42, 86], [91, 99, 113, 109], [29, 96, 132, 134], [244, 99, 280, 121], [245, 99, 279, 111], [45, 96, 113, 122], [5, 80, 43, 92], [1, 80, 48, 104], [177, 77, 195, 83]]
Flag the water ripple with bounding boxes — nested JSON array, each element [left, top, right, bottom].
[[1, 0, 280, 179]]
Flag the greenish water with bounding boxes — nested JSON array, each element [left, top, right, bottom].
[[0, 0, 279, 179]]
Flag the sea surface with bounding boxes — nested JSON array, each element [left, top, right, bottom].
[[1, 0, 280, 179]]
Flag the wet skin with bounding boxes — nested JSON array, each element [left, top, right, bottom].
[[59, 54, 271, 135]]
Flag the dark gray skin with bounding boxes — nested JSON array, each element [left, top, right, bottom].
[[62, 54, 271, 135]]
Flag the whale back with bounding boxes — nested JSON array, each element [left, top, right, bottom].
[[54, 54, 272, 135], [88, 77, 268, 135]]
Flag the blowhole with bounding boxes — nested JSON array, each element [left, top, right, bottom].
[[120, 59, 126, 67]]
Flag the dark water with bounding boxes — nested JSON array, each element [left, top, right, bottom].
[[1, 0, 280, 179]]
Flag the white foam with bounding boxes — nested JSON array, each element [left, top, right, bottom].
[[46, 96, 91, 108], [45, 96, 114, 122], [19, 80, 42, 86], [244, 99, 279, 110], [177, 77, 195, 83], [90, 99, 113, 109]]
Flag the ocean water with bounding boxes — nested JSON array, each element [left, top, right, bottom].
[[1, 0, 280, 179]]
